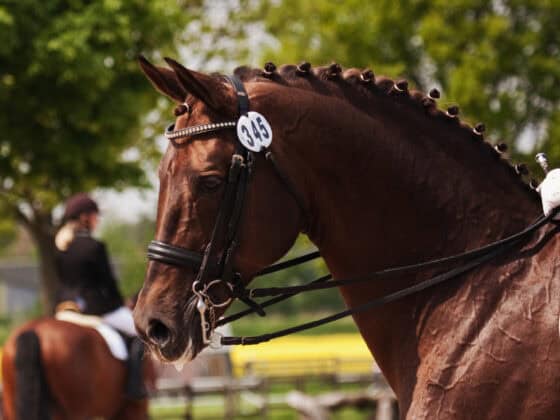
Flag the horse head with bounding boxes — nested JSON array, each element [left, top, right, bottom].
[[133, 57, 304, 362]]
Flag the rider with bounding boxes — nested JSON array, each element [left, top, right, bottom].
[[54, 192, 146, 399]]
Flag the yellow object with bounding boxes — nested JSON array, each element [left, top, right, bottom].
[[230, 334, 373, 377]]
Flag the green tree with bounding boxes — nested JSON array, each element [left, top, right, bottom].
[[0, 0, 195, 312], [231, 0, 560, 168]]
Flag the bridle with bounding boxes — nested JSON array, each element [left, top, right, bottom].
[[147, 76, 311, 346], [147, 75, 560, 348], [148, 76, 258, 345]]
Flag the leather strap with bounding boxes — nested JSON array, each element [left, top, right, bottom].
[[226, 75, 249, 116], [147, 241, 219, 275], [218, 210, 558, 344]]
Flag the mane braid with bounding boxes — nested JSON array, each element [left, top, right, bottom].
[[231, 63, 538, 199]]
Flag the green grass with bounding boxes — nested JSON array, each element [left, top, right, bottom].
[[150, 406, 372, 420], [150, 394, 374, 420]]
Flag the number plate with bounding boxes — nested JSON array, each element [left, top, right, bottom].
[[236, 111, 273, 152]]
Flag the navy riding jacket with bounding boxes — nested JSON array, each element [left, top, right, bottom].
[[55, 231, 124, 315]]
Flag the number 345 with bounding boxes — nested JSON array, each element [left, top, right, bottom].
[[236, 111, 273, 152]]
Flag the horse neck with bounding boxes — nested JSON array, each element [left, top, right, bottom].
[[266, 86, 540, 378], [281, 91, 541, 276], [274, 88, 543, 396]]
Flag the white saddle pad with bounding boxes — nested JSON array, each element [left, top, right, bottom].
[[55, 310, 128, 361]]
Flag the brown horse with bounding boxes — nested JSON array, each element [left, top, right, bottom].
[[2, 317, 152, 419], [133, 57, 560, 419]]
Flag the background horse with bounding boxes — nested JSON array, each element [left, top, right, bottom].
[[133, 57, 560, 419], [2, 318, 153, 419]]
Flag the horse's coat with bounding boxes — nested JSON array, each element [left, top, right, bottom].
[[133, 58, 560, 419], [2, 318, 153, 419]]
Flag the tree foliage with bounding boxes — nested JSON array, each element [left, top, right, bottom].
[[233, 0, 560, 166], [0, 0, 196, 311], [0, 0, 193, 209]]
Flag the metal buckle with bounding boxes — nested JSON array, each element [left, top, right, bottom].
[[192, 280, 205, 294], [192, 280, 233, 307], [192, 279, 234, 345], [232, 154, 245, 166], [204, 279, 234, 307]]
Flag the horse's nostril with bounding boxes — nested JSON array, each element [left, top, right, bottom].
[[147, 319, 172, 348]]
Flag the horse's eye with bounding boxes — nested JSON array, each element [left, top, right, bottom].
[[199, 175, 223, 193]]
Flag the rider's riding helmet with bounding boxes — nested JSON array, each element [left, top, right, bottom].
[[63, 193, 99, 221]]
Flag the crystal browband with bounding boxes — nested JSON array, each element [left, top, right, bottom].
[[165, 121, 237, 142]]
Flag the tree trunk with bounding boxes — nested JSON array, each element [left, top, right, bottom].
[[34, 228, 59, 315], [20, 209, 60, 315]]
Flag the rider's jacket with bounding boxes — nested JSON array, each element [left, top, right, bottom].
[[55, 230, 124, 315]]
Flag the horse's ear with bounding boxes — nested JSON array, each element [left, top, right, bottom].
[[164, 57, 230, 113], [138, 55, 186, 104]]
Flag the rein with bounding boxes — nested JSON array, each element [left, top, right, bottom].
[[219, 212, 557, 344], [148, 75, 558, 347]]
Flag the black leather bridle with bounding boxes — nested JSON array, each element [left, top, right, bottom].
[[147, 75, 559, 347], [147, 76, 312, 345], [147, 76, 261, 344]]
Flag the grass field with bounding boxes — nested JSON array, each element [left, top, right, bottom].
[[150, 403, 373, 420]]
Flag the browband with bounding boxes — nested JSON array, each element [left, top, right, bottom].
[[164, 121, 236, 142]]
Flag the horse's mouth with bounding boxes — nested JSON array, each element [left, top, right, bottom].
[[147, 333, 206, 366], [146, 308, 207, 365], [152, 340, 195, 366]]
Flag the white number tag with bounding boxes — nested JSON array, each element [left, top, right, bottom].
[[236, 111, 273, 152]]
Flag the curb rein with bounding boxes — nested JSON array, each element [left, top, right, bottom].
[[147, 75, 559, 347]]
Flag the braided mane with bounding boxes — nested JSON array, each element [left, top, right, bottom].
[[230, 62, 538, 199]]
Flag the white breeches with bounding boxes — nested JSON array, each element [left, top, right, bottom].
[[102, 306, 137, 337]]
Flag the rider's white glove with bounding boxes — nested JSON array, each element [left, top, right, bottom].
[[538, 168, 560, 218]]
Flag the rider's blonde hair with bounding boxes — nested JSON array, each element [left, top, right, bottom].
[[55, 221, 79, 251]]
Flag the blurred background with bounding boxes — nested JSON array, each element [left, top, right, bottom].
[[1, 0, 559, 418]]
